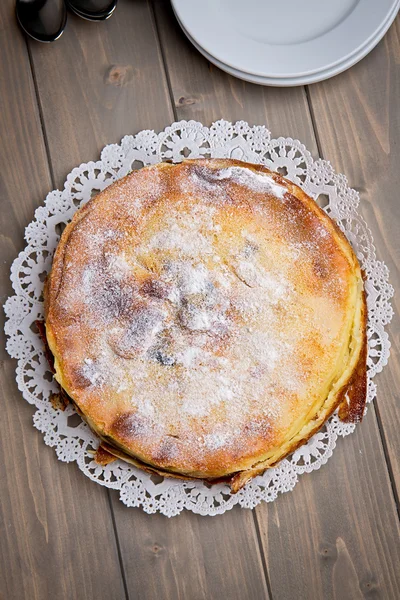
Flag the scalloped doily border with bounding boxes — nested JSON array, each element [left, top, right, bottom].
[[3, 120, 394, 516]]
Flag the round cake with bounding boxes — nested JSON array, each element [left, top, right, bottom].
[[45, 158, 367, 491]]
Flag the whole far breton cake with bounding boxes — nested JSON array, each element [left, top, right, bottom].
[[45, 158, 367, 492]]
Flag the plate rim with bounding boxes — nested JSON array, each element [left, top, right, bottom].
[[172, 0, 399, 78], [175, 2, 399, 87]]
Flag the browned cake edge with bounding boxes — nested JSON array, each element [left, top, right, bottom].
[[43, 158, 368, 492]]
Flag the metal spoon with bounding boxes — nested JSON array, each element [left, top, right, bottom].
[[16, 0, 67, 43], [65, 0, 118, 21]]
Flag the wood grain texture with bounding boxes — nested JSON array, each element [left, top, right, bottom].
[[258, 412, 400, 600], [0, 2, 125, 599], [112, 502, 269, 600], [28, 0, 174, 189], [308, 17, 400, 501], [154, 3, 400, 599], [27, 2, 271, 599]]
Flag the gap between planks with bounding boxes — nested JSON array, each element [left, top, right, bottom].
[[25, 39, 57, 190]]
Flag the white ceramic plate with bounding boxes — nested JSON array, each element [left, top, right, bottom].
[[172, 0, 398, 79], [175, 2, 399, 87]]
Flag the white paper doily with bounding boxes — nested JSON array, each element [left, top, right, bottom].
[[4, 120, 394, 517]]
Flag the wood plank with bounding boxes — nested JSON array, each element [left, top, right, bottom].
[[307, 17, 400, 499], [28, 1, 271, 598], [112, 503, 269, 600], [154, 2, 400, 598], [0, 2, 125, 599]]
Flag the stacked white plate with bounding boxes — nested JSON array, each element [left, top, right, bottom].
[[172, 0, 399, 86]]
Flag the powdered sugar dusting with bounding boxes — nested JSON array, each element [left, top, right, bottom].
[[148, 205, 219, 257], [204, 431, 231, 450], [71, 225, 300, 450], [106, 252, 131, 280], [52, 160, 348, 466], [232, 260, 287, 304], [82, 358, 105, 387], [215, 166, 287, 198]]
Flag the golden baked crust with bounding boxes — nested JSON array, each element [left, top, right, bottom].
[[45, 158, 367, 490]]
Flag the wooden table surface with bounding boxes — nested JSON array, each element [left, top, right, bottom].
[[1, 2, 399, 599]]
